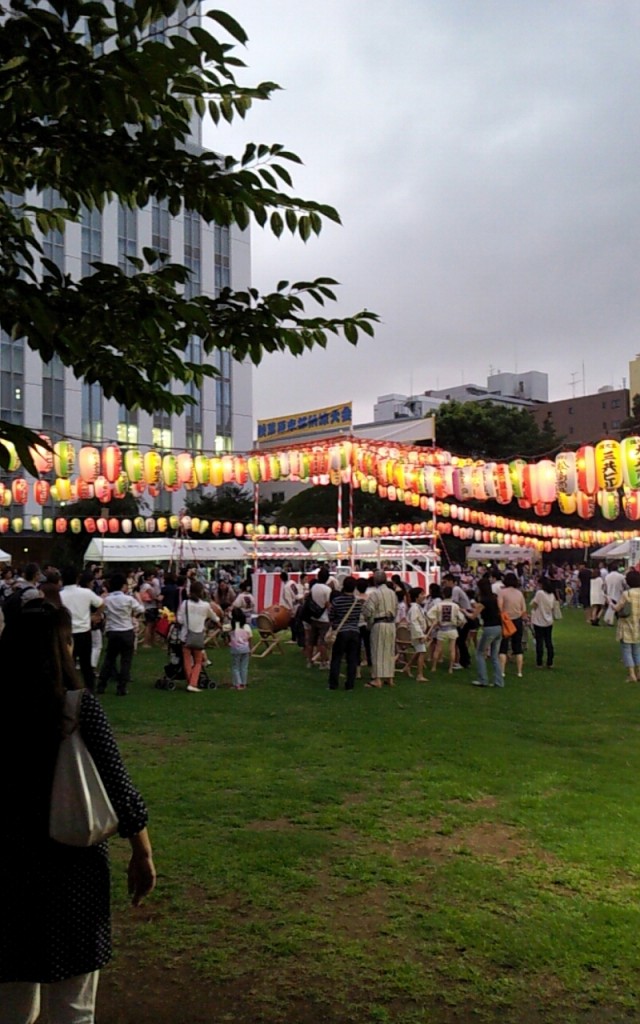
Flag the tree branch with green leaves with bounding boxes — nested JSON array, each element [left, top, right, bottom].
[[0, 0, 377, 471]]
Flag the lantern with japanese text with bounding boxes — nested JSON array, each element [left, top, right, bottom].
[[537, 460, 557, 504], [55, 518, 68, 533], [53, 478, 72, 502], [595, 439, 623, 492], [122, 519, 133, 534], [33, 480, 50, 505], [210, 457, 224, 487], [598, 489, 620, 521], [621, 437, 640, 489], [162, 454, 178, 489], [30, 435, 53, 474], [576, 446, 597, 495], [30, 516, 42, 532], [143, 451, 162, 486], [177, 452, 193, 484], [78, 446, 100, 483], [93, 476, 111, 503], [555, 451, 577, 496], [70, 518, 82, 534], [194, 455, 210, 486], [54, 441, 75, 478], [101, 445, 122, 483], [124, 449, 144, 483], [11, 517, 23, 533], [112, 473, 129, 499], [623, 490, 640, 521]]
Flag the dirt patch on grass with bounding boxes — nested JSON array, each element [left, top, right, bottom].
[[387, 817, 542, 865], [245, 817, 298, 831]]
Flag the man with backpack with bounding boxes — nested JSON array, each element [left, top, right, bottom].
[[302, 568, 332, 669]]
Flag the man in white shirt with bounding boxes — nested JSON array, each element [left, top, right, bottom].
[[60, 566, 104, 689], [603, 565, 627, 620], [304, 567, 332, 668], [97, 573, 145, 695]]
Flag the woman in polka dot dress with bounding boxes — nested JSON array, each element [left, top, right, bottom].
[[0, 600, 156, 1023]]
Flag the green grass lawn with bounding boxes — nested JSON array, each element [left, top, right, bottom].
[[99, 611, 640, 1024]]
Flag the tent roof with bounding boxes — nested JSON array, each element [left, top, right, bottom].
[[466, 543, 538, 563], [0, 548, 11, 563], [591, 540, 629, 560], [84, 537, 249, 563]]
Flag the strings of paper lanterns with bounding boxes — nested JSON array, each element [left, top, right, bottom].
[[3, 435, 640, 531]]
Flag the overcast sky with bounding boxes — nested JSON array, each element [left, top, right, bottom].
[[207, 1, 640, 428]]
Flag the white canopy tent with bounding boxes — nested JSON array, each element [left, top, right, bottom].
[[0, 548, 11, 563], [84, 537, 249, 564], [466, 543, 540, 564], [590, 540, 631, 561], [309, 537, 439, 574]]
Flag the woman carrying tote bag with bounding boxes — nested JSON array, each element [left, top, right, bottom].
[[176, 580, 219, 692], [0, 599, 155, 1024]]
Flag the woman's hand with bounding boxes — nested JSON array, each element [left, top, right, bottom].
[[128, 829, 157, 906]]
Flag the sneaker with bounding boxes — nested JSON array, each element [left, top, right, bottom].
[[452, 663, 463, 671], [471, 680, 487, 687], [186, 685, 201, 693]]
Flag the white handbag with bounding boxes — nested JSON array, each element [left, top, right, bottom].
[[49, 689, 119, 847]]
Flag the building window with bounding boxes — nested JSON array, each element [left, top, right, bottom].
[[185, 338, 202, 451], [184, 209, 201, 299], [149, 415, 169, 452], [215, 349, 232, 440], [81, 205, 102, 276], [0, 332, 24, 425], [214, 225, 230, 293], [116, 405, 139, 445], [612, 419, 621, 429], [42, 355, 65, 436], [611, 399, 621, 409], [118, 204, 138, 276], [81, 381, 103, 442], [151, 197, 170, 259], [568, 426, 574, 435], [568, 406, 573, 415], [603, 421, 607, 431], [41, 189, 65, 272]]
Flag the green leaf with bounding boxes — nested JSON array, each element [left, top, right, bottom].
[[206, 10, 248, 45], [270, 212, 283, 238]]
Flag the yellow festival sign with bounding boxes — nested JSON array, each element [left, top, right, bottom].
[[257, 402, 353, 443]]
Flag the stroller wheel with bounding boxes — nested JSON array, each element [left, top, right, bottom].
[[207, 679, 217, 690], [154, 678, 164, 689]]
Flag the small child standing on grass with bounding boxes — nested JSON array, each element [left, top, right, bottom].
[[230, 607, 252, 689]]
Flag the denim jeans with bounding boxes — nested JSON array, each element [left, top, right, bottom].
[[621, 641, 640, 668], [231, 651, 250, 687], [475, 625, 504, 686]]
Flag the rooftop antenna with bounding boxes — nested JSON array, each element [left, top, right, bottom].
[[568, 371, 579, 398]]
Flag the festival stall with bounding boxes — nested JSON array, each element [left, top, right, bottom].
[[466, 543, 541, 565], [0, 548, 11, 563]]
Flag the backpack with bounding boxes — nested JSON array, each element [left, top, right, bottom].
[[300, 592, 325, 623]]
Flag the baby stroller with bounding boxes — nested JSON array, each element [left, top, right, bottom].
[[155, 622, 215, 691]]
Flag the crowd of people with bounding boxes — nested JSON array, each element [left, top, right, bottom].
[[279, 559, 640, 690]]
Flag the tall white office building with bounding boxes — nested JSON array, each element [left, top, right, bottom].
[[0, 2, 253, 513]]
